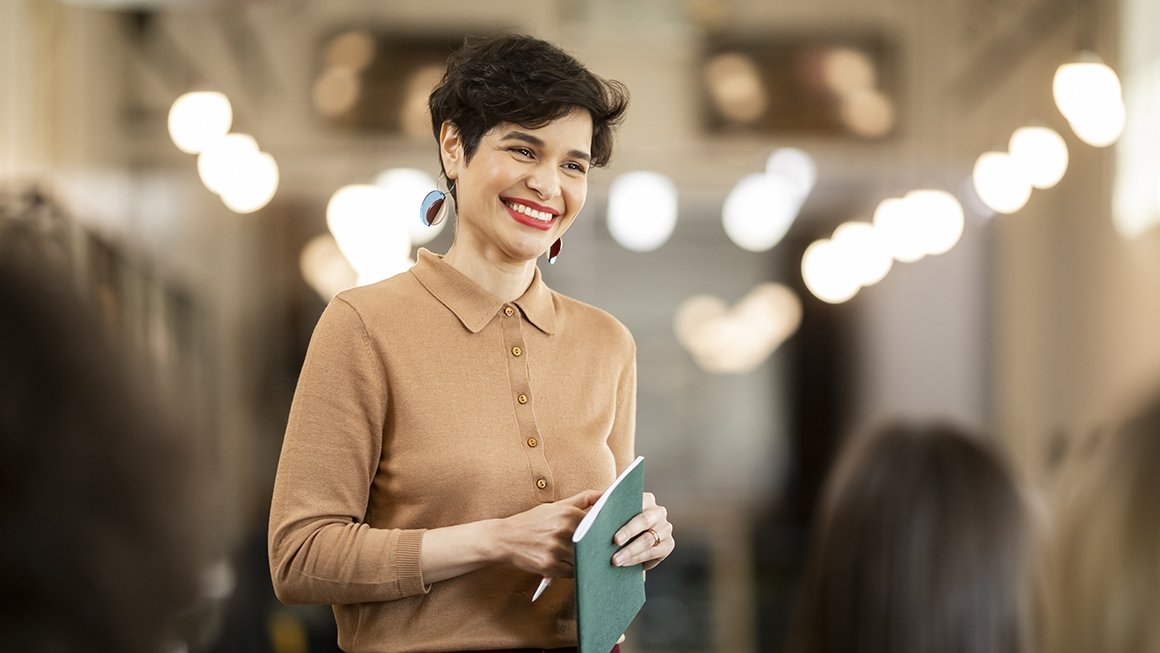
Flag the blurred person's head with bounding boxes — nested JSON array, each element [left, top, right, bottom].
[[1041, 390, 1160, 653], [787, 422, 1035, 653], [0, 249, 203, 653]]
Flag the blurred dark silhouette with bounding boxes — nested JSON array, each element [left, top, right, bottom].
[[1041, 388, 1160, 653], [0, 236, 205, 653], [785, 422, 1035, 653]]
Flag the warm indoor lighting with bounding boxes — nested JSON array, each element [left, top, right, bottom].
[[324, 30, 377, 72], [1053, 55, 1122, 120], [1112, 24, 1160, 240], [822, 47, 876, 95], [840, 88, 895, 138], [831, 221, 892, 287], [1008, 126, 1069, 189], [765, 148, 817, 200], [723, 173, 803, 252], [326, 184, 413, 286], [674, 284, 801, 374], [674, 295, 728, 355], [904, 189, 964, 256], [972, 151, 1032, 214], [704, 52, 767, 124], [801, 238, 861, 304], [958, 177, 996, 220], [374, 168, 443, 246], [219, 151, 280, 214], [1114, 167, 1160, 240], [401, 64, 446, 140], [168, 91, 232, 154], [313, 67, 361, 118], [1067, 100, 1126, 147], [1053, 55, 1126, 147], [739, 283, 802, 349], [607, 171, 679, 252], [300, 233, 357, 301], [197, 133, 259, 195], [873, 197, 927, 263]]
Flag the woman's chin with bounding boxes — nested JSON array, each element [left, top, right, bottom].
[[496, 238, 553, 264]]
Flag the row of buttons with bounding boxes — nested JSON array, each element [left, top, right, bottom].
[[503, 304, 548, 493]]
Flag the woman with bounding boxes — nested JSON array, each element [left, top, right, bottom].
[[1041, 392, 1160, 653], [269, 34, 674, 653], [786, 422, 1035, 653]]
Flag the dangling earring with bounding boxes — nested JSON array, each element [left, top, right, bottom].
[[548, 238, 562, 265], [420, 178, 455, 227]]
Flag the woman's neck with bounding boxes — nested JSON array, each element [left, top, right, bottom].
[[441, 239, 538, 304]]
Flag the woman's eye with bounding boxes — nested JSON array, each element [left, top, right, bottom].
[[510, 147, 534, 158], [565, 162, 588, 174]]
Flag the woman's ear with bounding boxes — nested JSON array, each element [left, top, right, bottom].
[[438, 121, 463, 180]]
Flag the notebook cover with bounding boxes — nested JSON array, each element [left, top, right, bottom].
[[572, 456, 646, 653]]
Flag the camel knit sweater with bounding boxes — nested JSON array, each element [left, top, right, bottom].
[[269, 248, 637, 652]]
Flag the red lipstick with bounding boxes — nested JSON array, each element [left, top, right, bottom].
[[502, 198, 558, 232]]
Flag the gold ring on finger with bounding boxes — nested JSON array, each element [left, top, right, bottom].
[[646, 527, 661, 547]]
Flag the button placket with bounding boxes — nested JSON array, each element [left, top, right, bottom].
[[499, 309, 552, 499]]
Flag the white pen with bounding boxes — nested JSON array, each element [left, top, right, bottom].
[[531, 577, 552, 602]]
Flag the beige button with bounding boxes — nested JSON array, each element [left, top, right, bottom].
[[536, 478, 547, 490], [527, 437, 538, 448], [517, 393, 529, 404], [511, 346, 523, 357], [504, 306, 515, 317]]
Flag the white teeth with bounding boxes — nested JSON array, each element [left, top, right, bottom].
[[507, 201, 554, 222]]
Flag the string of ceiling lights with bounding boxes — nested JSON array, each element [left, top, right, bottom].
[[164, 47, 1132, 373]]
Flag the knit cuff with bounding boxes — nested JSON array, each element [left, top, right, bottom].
[[395, 529, 429, 597]]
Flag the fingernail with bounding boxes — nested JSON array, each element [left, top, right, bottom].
[[614, 535, 624, 545], [612, 554, 624, 566]]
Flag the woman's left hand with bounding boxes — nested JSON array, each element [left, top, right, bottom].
[[610, 492, 674, 571]]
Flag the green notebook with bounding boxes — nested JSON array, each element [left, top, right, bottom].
[[572, 456, 647, 653]]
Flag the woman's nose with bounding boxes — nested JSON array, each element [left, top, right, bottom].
[[526, 163, 561, 200]]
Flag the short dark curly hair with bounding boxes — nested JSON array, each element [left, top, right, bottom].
[[428, 34, 629, 171]]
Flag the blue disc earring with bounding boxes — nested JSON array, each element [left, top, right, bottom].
[[420, 190, 448, 227], [420, 179, 455, 227]]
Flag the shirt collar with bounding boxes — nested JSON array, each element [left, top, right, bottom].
[[410, 248, 557, 335]]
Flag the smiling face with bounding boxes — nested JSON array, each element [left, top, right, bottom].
[[439, 108, 594, 265]]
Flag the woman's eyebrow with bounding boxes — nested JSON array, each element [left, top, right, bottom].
[[501, 130, 592, 162]]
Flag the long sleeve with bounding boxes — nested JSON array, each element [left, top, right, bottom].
[[266, 252, 637, 651], [268, 298, 428, 605]]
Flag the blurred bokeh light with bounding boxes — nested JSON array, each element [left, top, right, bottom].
[[1008, 126, 1069, 189], [168, 91, 232, 155], [326, 184, 413, 286], [831, 221, 892, 287], [300, 233, 358, 301], [1053, 55, 1126, 147], [607, 171, 679, 252], [704, 52, 768, 124], [374, 168, 443, 246], [801, 237, 861, 304], [674, 283, 801, 373], [973, 151, 1033, 214]]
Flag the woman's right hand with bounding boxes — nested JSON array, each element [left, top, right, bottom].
[[494, 490, 601, 578]]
